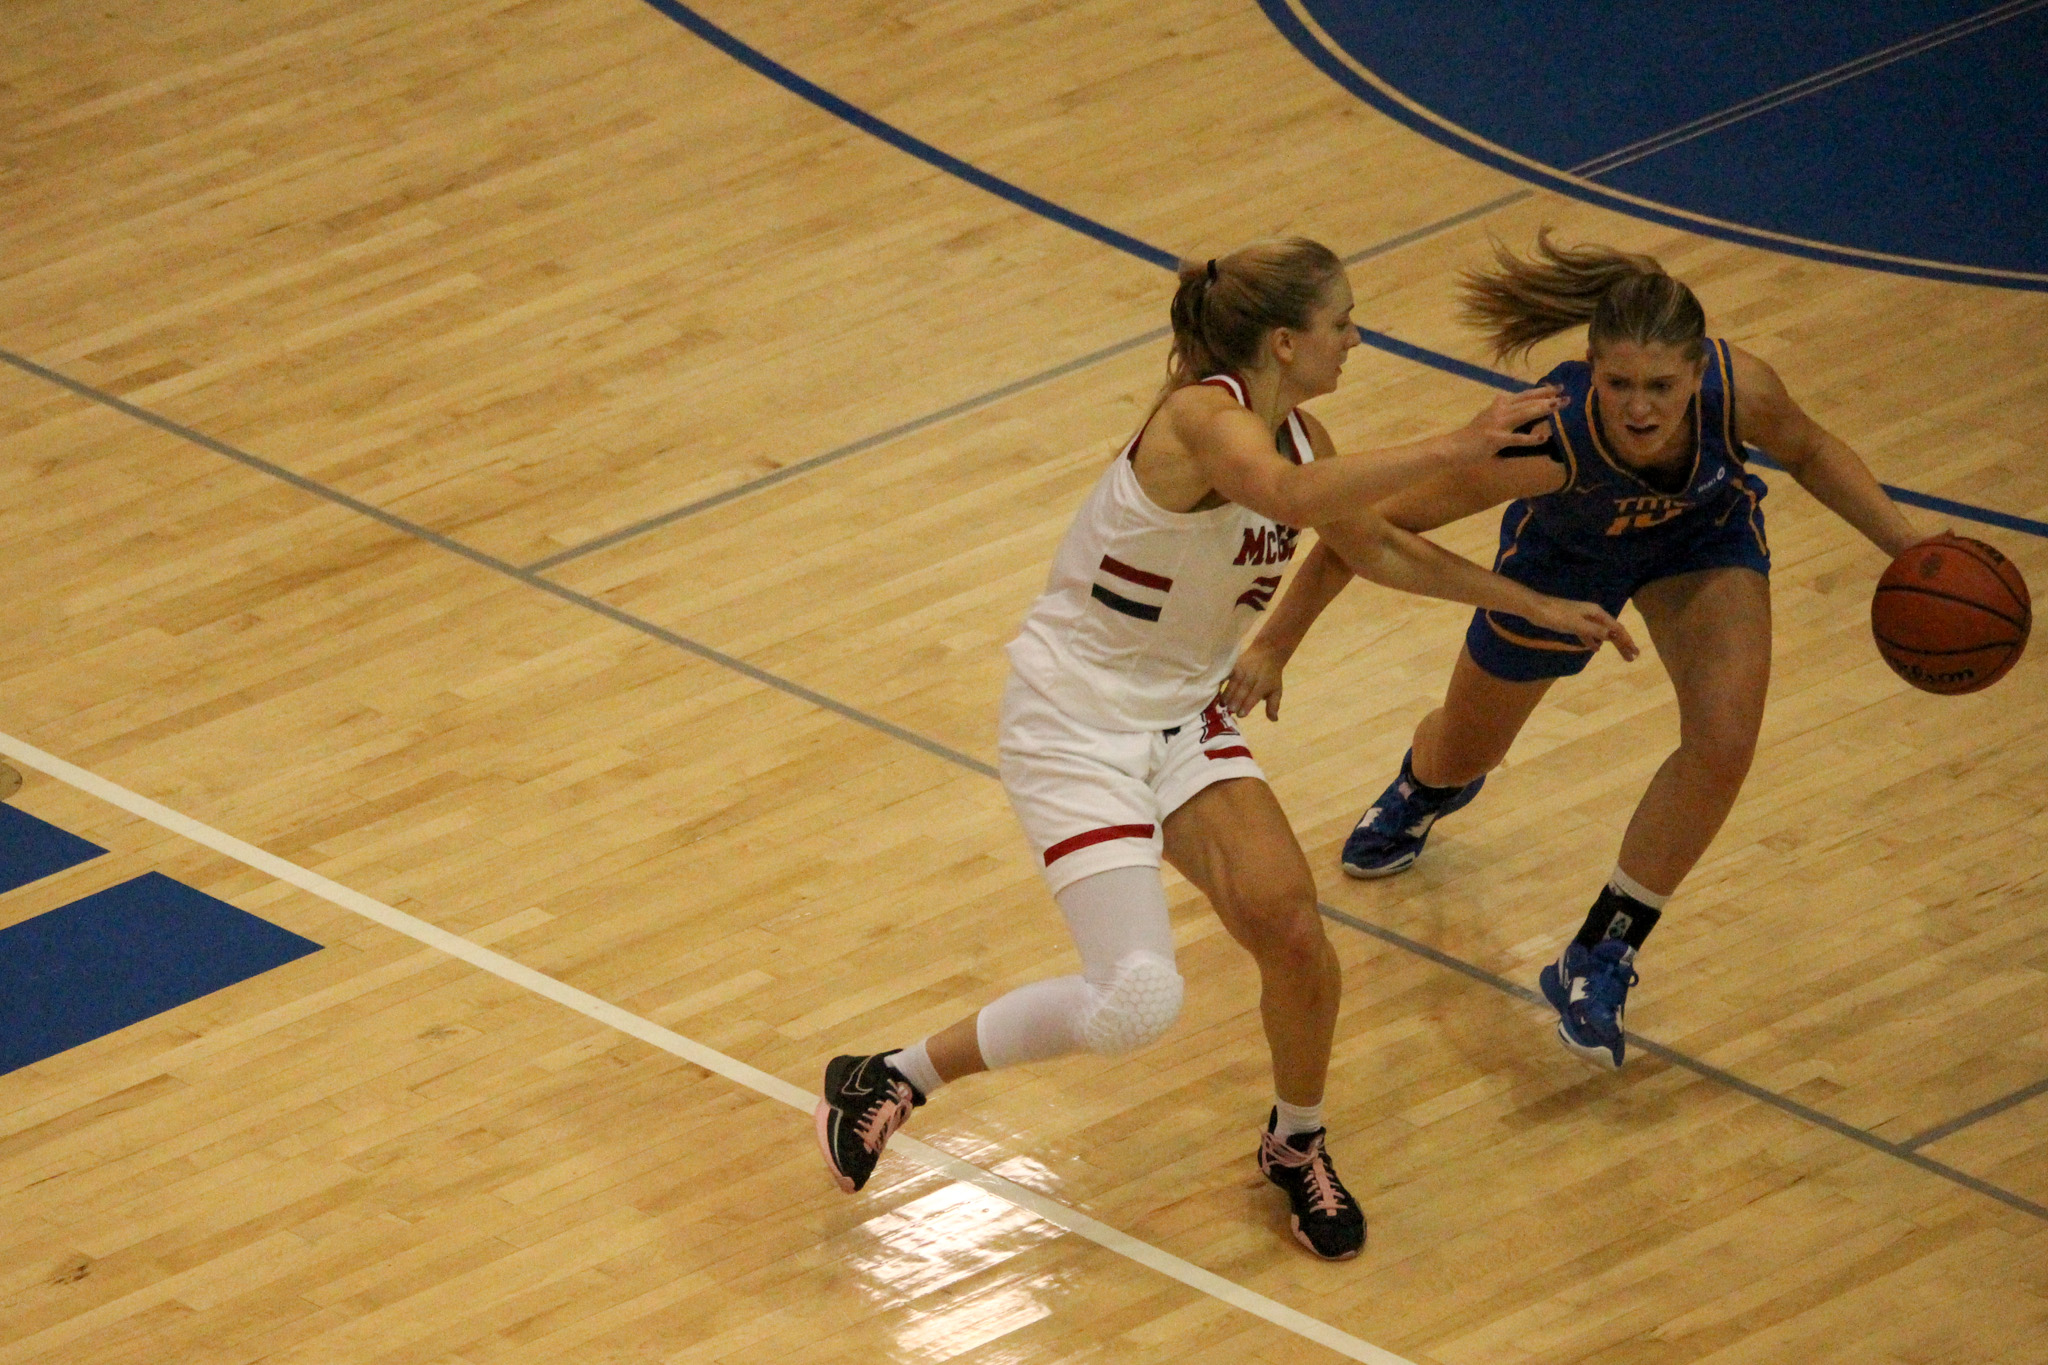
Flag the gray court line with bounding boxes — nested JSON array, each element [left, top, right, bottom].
[[523, 327, 1170, 573], [1570, 0, 2048, 179], [0, 345, 998, 781], [1315, 902, 2048, 1222], [7, 340, 2038, 1223], [1902, 1072, 2048, 1152], [523, 187, 1534, 574]]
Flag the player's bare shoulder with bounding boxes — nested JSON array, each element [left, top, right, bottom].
[[1725, 343, 1810, 454], [1135, 383, 1248, 512]]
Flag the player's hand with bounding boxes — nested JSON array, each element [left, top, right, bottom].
[[1523, 595, 1640, 662], [1451, 385, 1565, 461], [1224, 642, 1287, 720]]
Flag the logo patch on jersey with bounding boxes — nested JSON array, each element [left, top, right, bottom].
[[1232, 525, 1299, 567], [1604, 495, 1691, 536]]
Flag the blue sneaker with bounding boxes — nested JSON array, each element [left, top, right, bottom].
[[1339, 750, 1485, 879], [1539, 939, 1639, 1069]]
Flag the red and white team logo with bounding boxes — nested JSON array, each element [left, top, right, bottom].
[[1198, 699, 1251, 760]]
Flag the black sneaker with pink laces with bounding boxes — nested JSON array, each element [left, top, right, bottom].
[[1257, 1109, 1366, 1260], [815, 1053, 925, 1193]]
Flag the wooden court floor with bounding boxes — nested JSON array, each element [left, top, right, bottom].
[[3, 1, 2045, 1361]]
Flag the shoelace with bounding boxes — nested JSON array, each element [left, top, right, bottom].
[[1269, 1134, 1348, 1216], [855, 1081, 916, 1154], [1580, 955, 1640, 1025]]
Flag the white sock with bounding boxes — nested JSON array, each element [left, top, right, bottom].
[[1608, 865, 1671, 910], [1273, 1097, 1324, 1138], [886, 1042, 944, 1098]]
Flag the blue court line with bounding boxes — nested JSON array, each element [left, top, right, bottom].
[[1257, 0, 2048, 294], [636, 0, 1176, 273], [633, 0, 2048, 549], [527, 189, 1536, 572]]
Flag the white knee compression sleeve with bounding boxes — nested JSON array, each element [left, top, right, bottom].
[[1076, 949, 1183, 1055], [973, 866, 1183, 1069]]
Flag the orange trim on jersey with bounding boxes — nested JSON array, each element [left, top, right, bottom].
[[1483, 612, 1596, 653], [1714, 339, 1741, 463], [1496, 506, 1536, 567], [1549, 412, 1582, 492]]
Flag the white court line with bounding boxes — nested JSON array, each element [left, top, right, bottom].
[[0, 730, 1416, 1365]]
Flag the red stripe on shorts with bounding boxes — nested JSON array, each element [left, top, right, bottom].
[[1204, 746, 1253, 761], [1043, 823, 1155, 866]]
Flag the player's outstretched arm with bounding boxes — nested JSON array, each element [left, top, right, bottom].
[[1731, 346, 1921, 558], [1181, 386, 1564, 529], [1320, 509, 1640, 661], [1224, 407, 1580, 718], [1375, 437, 1569, 532]]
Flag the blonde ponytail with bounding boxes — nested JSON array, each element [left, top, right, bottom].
[[1460, 228, 1705, 365]]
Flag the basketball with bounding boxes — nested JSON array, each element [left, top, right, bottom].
[[1870, 534, 2032, 693]]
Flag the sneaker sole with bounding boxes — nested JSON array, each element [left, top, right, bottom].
[[1291, 1215, 1362, 1261], [1552, 1022, 1624, 1071], [1339, 851, 1417, 880], [813, 1101, 859, 1194]]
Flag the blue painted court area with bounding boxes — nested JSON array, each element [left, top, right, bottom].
[[0, 803, 105, 894], [1283, 0, 2048, 284], [0, 871, 321, 1073]]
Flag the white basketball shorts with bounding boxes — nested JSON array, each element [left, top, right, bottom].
[[998, 670, 1267, 895]]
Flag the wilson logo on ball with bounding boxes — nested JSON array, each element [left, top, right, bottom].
[[1871, 534, 2031, 695]]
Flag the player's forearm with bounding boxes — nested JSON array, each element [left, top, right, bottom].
[[1375, 468, 1502, 534], [1268, 437, 1460, 528], [1784, 436, 1917, 558], [1318, 517, 1546, 617], [1249, 540, 1351, 662]]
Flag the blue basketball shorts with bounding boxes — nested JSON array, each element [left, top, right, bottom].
[[1466, 479, 1771, 683]]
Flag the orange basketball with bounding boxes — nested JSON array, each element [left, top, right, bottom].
[[1870, 534, 2031, 694]]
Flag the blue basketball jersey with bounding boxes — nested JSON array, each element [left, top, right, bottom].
[[1517, 337, 1754, 543], [1467, 337, 1772, 682]]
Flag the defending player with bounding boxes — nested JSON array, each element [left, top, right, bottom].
[[815, 238, 1636, 1260], [1229, 232, 1923, 1070]]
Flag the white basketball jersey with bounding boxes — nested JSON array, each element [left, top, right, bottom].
[[1006, 374, 1313, 730]]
